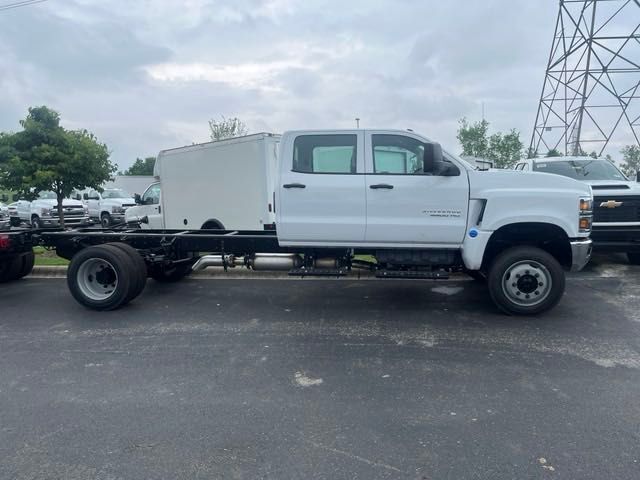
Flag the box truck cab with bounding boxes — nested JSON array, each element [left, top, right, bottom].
[[125, 133, 280, 230]]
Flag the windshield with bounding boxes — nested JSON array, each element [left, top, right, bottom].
[[38, 191, 57, 200], [102, 188, 130, 199], [533, 159, 627, 181]]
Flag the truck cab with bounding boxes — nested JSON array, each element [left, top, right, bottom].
[[514, 156, 640, 264]]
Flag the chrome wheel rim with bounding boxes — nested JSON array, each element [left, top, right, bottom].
[[77, 258, 118, 301], [501, 260, 552, 307]]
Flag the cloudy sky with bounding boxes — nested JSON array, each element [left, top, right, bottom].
[[0, 0, 637, 170]]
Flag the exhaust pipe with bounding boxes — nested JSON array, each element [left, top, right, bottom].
[[192, 253, 302, 271]]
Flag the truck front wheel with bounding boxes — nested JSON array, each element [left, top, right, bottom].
[[487, 246, 565, 315], [101, 213, 112, 228]]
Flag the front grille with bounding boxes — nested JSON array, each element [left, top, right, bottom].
[[594, 196, 640, 223], [62, 207, 85, 218]]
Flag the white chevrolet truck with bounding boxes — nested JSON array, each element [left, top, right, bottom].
[[15, 191, 90, 228], [514, 157, 640, 264], [3, 130, 593, 315]]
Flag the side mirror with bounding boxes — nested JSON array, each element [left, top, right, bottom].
[[134, 193, 142, 204], [424, 142, 443, 172]]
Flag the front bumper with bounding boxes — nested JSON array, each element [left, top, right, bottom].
[[39, 215, 91, 227], [590, 226, 640, 252], [570, 238, 592, 272]]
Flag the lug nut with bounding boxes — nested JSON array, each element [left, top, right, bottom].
[[535, 291, 540, 295], [525, 294, 530, 299], [539, 282, 543, 286]]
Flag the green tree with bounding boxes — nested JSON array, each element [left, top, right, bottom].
[[209, 116, 248, 141], [0, 106, 115, 227], [456, 118, 489, 158], [620, 145, 640, 178], [546, 149, 563, 157], [122, 156, 156, 176], [457, 118, 523, 168]]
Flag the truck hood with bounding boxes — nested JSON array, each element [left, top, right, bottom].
[[101, 198, 137, 207], [36, 198, 84, 208], [471, 169, 592, 197], [583, 179, 640, 196]]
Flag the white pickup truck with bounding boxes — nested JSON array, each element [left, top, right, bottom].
[[83, 188, 136, 227], [514, 157, 640, 264], [16, 191, 90, 228], [35, 129, 593, 315]]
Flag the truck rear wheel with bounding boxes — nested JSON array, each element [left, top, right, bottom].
[[0, 255, 23, 283], [487, 246, 565, 315], [104, 242, 147, 301], [627, 252, 640, 265], [67, 245, 135, 310], [17, 251, 35, 279]]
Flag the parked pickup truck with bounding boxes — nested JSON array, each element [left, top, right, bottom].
[[83, 188, 136, 228], [514, 157, 640, 264], [2, 130, 593, 316], [16, 191, 90, 228]]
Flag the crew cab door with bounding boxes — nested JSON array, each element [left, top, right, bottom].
[[277, 131, 366, 244], [364, 131, 469, 246]]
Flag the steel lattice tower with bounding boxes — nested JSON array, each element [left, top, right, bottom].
[[530, 0, 640, 157]]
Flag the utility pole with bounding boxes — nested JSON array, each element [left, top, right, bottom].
[[529, 0, 640, 157]]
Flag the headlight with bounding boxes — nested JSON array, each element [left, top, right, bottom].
[[579, 197, 593, 233], [579, 198, 592, 213], [84, 205, 89, 214], [41, 208, 53, 216], [112, 206, 125, 214]]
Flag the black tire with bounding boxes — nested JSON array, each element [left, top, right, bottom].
[[67, 245, 135, 310], [487, 246, 565, 316], [101, 213, 112, 228], [106, 242, 147, 301], [627, 252, 640, 265], [0, 255, 23, 283], [31, 216, 42, 229], [17, 251, 35, 279], [150, 262, 193, 283]]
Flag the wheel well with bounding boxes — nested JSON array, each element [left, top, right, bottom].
[[482, 222, 571, 271], [201, 219, 225, 230], [101, 211, 110, 217]]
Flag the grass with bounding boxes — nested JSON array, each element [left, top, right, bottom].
[[33, 246, 69, 266]]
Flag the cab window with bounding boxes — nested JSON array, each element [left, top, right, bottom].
[[142, 184, 161, 205], [293, 135, 357, 174], [372, 135, 426, 174]]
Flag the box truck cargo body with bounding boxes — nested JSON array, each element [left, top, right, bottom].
[[126, 133, 280, 230]]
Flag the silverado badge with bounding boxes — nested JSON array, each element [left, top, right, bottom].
[[599, 200, 623, 208]]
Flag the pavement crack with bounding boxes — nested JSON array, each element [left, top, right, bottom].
[[305, 439, 406, 474]]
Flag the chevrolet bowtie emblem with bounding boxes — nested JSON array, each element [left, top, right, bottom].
[[600, 200, 623, 208]]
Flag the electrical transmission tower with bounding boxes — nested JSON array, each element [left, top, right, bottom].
[[530, 0, 640, 157]]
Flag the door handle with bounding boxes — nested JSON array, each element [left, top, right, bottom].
[[369, 184, 394, 189], [283, 183, 306, 189]]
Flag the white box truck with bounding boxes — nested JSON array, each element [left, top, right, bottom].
[[125, 133, 280, 230]]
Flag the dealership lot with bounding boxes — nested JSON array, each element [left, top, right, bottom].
[[1, 254, 639, 479]]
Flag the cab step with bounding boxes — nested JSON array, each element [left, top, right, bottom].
[[288, 268, 348, 277], [375, 270, 449, 280]]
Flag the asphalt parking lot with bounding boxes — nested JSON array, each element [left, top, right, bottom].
[[1, 254, 640, 479]]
